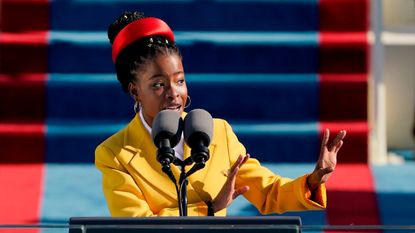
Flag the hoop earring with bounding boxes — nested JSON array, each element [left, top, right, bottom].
[[134, 102, 140, 114], [184, 96, 191, 109]]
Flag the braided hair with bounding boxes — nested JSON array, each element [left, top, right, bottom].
[[108, 11, 182, 92]]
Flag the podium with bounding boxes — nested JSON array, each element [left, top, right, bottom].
[[69, 216, 301, 233]]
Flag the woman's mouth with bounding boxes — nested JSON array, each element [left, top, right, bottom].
[[163, 105, 182, 111]]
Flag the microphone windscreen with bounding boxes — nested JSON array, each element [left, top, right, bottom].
[[184, 109, 213, 147], [151, 110, 183, 148]]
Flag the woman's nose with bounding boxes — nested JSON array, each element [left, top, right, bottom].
[[165, 84, 179, 99]]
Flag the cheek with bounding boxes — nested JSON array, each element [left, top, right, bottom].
[[139, 87, 161, 99], [138, 90, 162, 110], [179, 83, 188, 96]]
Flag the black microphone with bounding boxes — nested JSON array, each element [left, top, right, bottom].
[[151, 110, 183, 182], [184, 109, 213, 169]]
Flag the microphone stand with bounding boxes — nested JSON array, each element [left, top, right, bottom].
[[159, 145, 209, 216], [173, 157, 193, 216]]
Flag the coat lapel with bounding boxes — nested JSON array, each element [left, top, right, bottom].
[[117, 115, 179, 200], [186, 142, 218, 201], [115, 113, 221, 203]]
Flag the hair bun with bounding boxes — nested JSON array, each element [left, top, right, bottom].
[[108, 11, 145, 44]]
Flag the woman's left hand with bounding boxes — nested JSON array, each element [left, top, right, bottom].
[[307, 129, 347, 190], [211, 154, 250, 213]]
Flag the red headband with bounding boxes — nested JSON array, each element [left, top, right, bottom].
[[112, 17, 175, 63]]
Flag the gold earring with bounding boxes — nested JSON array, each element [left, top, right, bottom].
[[184, 96, 191, 109], [134, 102, 140, 114]]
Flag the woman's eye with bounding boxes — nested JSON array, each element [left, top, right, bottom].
[[152, 82, 164, 88]]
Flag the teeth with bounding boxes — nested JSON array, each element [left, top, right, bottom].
[[165, 106, 180, 110]]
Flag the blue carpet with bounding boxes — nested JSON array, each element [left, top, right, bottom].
[[40, 164, 109, 224], [372, 162, 415, 225]]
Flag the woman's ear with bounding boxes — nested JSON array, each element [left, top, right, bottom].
[[128, 82, 139, 100]]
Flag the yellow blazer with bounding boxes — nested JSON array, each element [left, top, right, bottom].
[[95, 114, 326, 216]]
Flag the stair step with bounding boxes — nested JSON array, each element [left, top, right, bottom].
[[0, 122, 45, 163], [319, 74, 368, 121], [0, 0, 49, 32], [44, 120, 321, 163], [0, 73, 367, 122], [46, 31, 367, 74], [47, 73, 319, 121], [48, 31, 320, 73], [235, 121, 368, 163], [0, 32, 48, 73], [1, 0, 368, 35], [50, 0, 319, 32], [0, 74, 46, 121], [233, 122, 320, 163], [46, 73, 133, 121], [46, 73, 367, 121], [321, 121, 368, 163], [319, 0, 369, 32], [0, 31, 368, 74], [0, 120, 365, 163], [0, 120, 366, 163], [319, 32, 369, 73]]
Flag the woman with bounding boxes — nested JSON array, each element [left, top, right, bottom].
[[95, 11, 347, 217]]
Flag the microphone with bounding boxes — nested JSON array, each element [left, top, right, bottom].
[[184, 109, 213, 169], [151, 110, 183, 182]]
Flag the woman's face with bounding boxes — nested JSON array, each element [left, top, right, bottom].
[[130, 53, 188, 127]]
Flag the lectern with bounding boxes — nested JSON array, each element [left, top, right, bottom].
[[69, 216, 301, 233]]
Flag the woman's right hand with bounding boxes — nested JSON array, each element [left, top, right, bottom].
[[211, 154, 250, 212]]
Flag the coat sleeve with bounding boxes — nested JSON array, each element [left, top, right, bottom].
[[95, 144, 211, 216], [222, 120, 327, 214]]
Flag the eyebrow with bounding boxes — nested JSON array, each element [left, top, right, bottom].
[[149, 71, 184, 80]]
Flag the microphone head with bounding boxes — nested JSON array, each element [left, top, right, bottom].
[[151, 110, 183, 148], [184, 109, 213, 148]]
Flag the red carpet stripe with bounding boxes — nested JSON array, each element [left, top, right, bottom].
[[0, 123, 45, 163], [0, 0, 49, 32], [0, 74, 46, 122], [318, 1, 373, 224], [319, 74, 368, 122], [0, 164, 44, 225], [319, 32, 369, 74], [320, 122, 368, 163], [0, 31, 48, 44], [325, 164, 381, 225], [0, 0, 48, 227], [319, 0, 369, 32], [0, 32, 49, 74]]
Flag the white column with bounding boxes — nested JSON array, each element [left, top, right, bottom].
[[369, 0, 388, 164]]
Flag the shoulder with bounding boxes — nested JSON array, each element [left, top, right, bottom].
[[97, 128, 126, 151], [95, 126, 127, 159], [213, 118, 234, 131], [95, 116, 138, 158], [95, 115, 148, 160], [212, 117, 236, 141], [213, 118, 229, 130]]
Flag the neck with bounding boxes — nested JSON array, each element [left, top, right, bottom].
[[140, 110, 154, 128]]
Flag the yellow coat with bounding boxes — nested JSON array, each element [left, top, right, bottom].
[[95, 114, 326, 216]]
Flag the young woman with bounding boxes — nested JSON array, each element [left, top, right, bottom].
[[95, 11, 347, 217]]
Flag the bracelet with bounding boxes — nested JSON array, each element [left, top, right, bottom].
[[205, 201, 214, 216]]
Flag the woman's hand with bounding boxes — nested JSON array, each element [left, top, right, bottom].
[[211, 154, 250, 213], [307, 129, 347, 191]]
